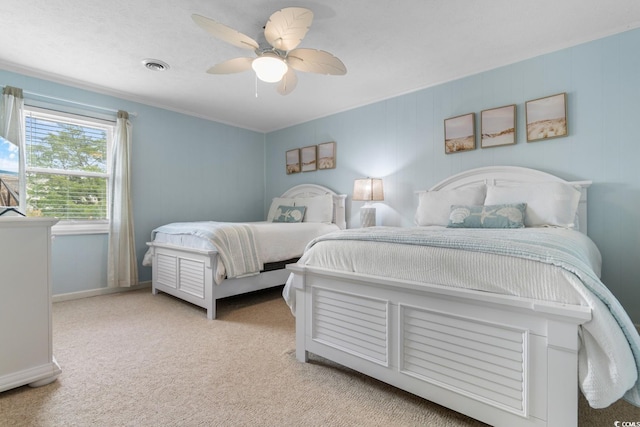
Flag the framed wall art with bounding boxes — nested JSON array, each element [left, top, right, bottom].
[[444, 113, 476, 154], [285, 148, 300, 174], [317, 141, 336, 170], [481, 104, 516, 148], [301, 145, 317, 172], [525, 93, 568, 142]]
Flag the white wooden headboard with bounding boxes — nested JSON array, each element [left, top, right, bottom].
[[280, 184, 347, 229], [427, 166, 591, 234]]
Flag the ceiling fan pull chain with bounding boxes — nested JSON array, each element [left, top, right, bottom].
[[255, 74, 258, 98]]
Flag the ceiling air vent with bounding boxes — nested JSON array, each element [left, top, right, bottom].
[[142, 59, 169, 71]]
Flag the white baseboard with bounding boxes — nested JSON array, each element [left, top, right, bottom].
[[52, 281, 151, 303]]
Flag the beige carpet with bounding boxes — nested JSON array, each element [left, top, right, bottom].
[[1, 287, 638, 427]]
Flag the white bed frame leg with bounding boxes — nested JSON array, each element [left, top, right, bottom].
[[296, 335, 308, 363], [294, 286, 309, 362], [206, 303, 216, 320], [205, 273, 216, 320], [206, 283, 216, 319], [546, 319, 581, 427], [296, 340, 308, 362]]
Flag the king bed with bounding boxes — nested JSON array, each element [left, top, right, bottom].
[[284, 166, 640, 427], [144, 184, 346, 319]]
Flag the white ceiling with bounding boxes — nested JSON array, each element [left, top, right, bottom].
[[1, 1, 639, 133]]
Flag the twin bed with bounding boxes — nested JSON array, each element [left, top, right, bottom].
[[145, 166, 640, 427], [144, 184, 346, 319]]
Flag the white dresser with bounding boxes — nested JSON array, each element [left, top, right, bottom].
[[0, 217, 61, 392]]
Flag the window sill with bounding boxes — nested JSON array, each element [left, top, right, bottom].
[[52, 221, 109, 236]]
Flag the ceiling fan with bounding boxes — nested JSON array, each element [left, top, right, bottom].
[[192, 7, 347, 95]]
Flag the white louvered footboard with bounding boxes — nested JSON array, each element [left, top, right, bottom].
[[311, 287, 389, 366], [399, 306, 528, 416], [150, 243, 215, 316], [156, 252, 207, 298], [148, 241, 293, 319], [289, 264, 590, 427]]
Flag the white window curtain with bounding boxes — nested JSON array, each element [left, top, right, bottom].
[[108, 110, 137, 287], [0, 86, 26, 210]]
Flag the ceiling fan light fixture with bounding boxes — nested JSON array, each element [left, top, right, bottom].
[[252, 55, 288, 83]]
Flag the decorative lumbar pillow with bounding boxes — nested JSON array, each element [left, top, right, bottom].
[[415, 185, 486, 226], [447, 203, 526, 228], [272, 205, 306, 223], [484, 182, 581, 228], [294, 193, 333, 223], [267, 197, 296, 222]]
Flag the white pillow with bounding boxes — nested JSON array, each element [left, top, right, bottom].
[[484, 182, 581, 228], [294, 194, 334, 223], [267, 197, 295, 222], [415, 185, 486, 226]]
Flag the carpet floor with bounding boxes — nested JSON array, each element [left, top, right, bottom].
[[0, 287, 638, 426]]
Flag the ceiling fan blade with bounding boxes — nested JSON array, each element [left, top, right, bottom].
[[264, 7, 313, 51], [287, 48, 347, 75], [192, 14, 259, 50], [277, 68, 298, 96], [206, 57, 254, 74]]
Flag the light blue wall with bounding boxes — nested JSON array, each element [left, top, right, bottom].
[[3, 27, 639, 323], [0, 69, 266, 292], [265, 28, 640, 323]]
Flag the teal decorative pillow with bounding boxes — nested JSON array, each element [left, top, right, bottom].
[[447, 203, 526, 228], [272, 205, 306, 223]]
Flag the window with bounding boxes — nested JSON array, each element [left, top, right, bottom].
[[23, 107, 114, 234]]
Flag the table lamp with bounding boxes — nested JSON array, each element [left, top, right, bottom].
[[352, 178, 384, 227]]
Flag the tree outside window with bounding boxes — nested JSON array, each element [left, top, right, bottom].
[[24, 108, 112, 222]]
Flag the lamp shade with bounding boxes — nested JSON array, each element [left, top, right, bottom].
[[353, 178, 384, 202], [252, 55, 288, 83]]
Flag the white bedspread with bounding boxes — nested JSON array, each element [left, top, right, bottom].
[[283, 226, 640, 409], [150, 221, 261, 280], [144, 221, 339, 284]]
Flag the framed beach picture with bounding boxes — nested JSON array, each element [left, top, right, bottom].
[[444, 113, 476, 154], [525, 93, 568, 142], [481, 104, 516, 148], [285, 148, 300, 174], [301, 145, 317, 172], [317, 141, 336, 170]]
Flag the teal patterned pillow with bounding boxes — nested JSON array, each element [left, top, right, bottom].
[[272, 205, 306, 223], [447, 203, 526, 228]]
